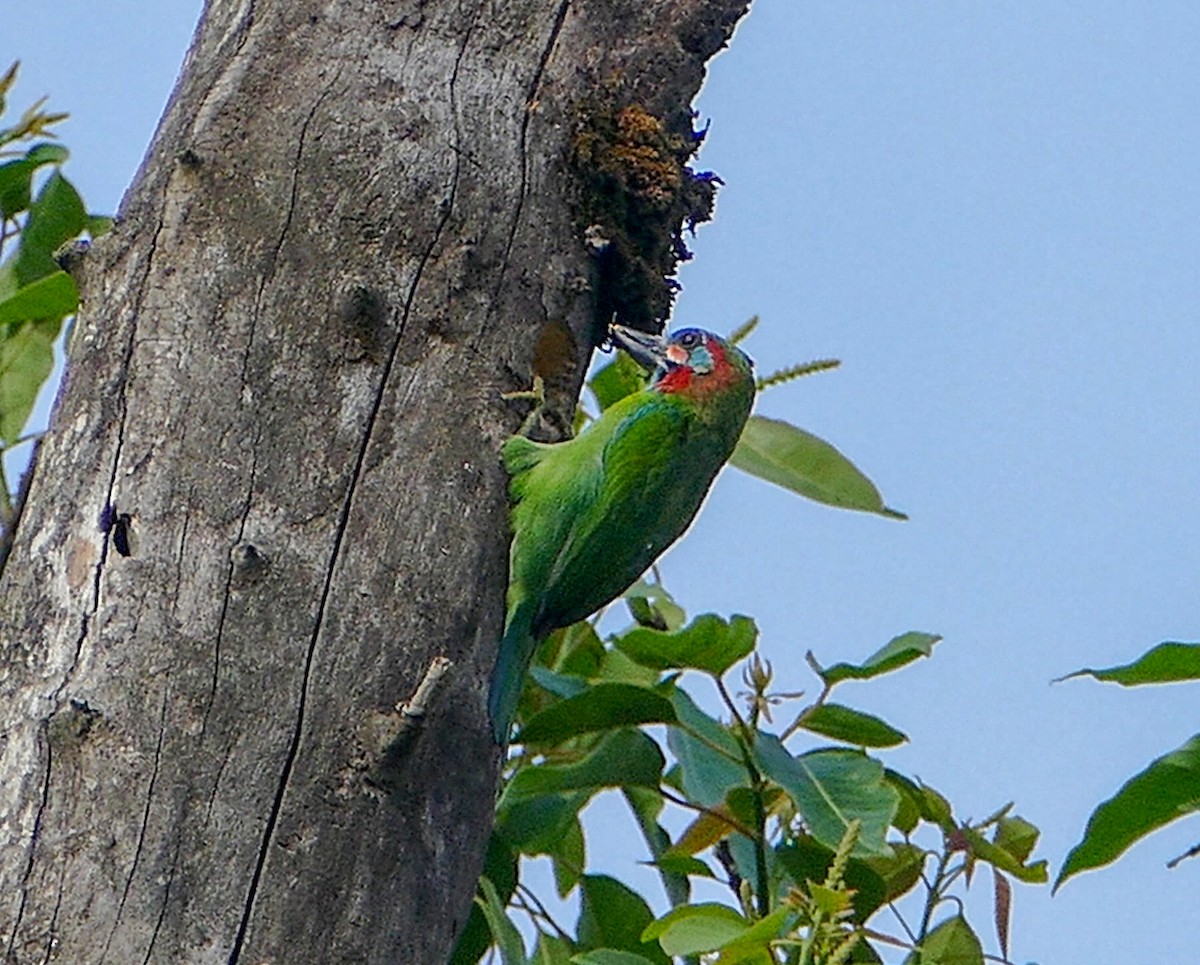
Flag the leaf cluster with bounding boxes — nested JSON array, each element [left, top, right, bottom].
[[0, 63, 110, 528], [458, 588, 1046, 965], [1056, 641, 1200, 888]]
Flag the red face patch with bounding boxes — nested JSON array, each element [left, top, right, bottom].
[[654, 338, 743, 399]]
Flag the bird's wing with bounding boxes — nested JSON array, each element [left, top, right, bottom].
[[531, 398, 695, 630]]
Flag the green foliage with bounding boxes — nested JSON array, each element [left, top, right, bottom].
[[730, 417, 905, 521], [815, 634, 941, 685], [902, 916, 983, 965], [1058, 641, 1200, 686], [0, 62, 109, 531], [0, 316, 56, 442], [796, 705, 907, 750], [1057, 639, 1200, 889], [463, 606, 1044, 963], [616, 614, 758, 676]]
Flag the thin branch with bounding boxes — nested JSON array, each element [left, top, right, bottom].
[[1167, 840, 1200, 869], [514, 883, 572, 941], [658, 787, 756, 839]]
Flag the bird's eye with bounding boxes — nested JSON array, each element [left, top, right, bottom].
[[678, 331, 700, 349]]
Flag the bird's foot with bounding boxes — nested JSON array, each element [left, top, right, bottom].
[[500, 374, 546, 404]]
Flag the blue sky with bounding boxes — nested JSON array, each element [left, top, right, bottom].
[[7, 2, 1199, 962]]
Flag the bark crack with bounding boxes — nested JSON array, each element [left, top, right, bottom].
[[240, 71, 340, 388], [225, 9, 481, 960], [203, 430, 260, 738], [140, 832, 182, 965], [5, 725, 53, 959], [169, 493, 192, 621], [202, 736, 237, 831], [38, 854, 67, 965], [99, 686, 170, 964], [494, 0, 572, 301], [57, 201, 170, 711]]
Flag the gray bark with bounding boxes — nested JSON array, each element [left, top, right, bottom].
[[0, 1, 747, 962]]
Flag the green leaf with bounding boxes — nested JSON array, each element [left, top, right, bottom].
[[535, 934, 575, 965], [623, 579, 687, 631], [809, 882, 852, 916], [711, 906, 796, 965], [915, 783, 954, 829], [529, 665, 590, 700], [1059, 641, 1200, 686], [959, 827, 1048, 884], [713, 947, 775, 965], [884, 770, 922, 834], [476, 877, 528, 965], [450, 836, 519, 965], [863, 842, 928, 905], [518, 683, 677, 744], [730, 414, 905, 518], [753, 735, 898, 857], [552, 622, 607, 679], [904, 916, 983, 965], [818, 632, 942, 685], [1056, 733, 1200, 890], [596, 647, 662, 688], [624, 786, 691, 906], [617, 614, 758, 676], [667, 689, 747, 808], [775, 838, 889, 921], [552, 816, 586, 897], [505, 729, 665, 800], [571, 951, 659, 965], [641, 903, 748, 957], [799, 703, 908, 748], [15, 171, 86, 283], [649, 852, 714, 879], [495, 792, 588, 854], [577, 875, 668, 964], [0, 316, 58, 443], [0, 269, 77, 328], [0, 261, 18, 301], [992, 815, 1040, 864], [590, 351, 647, 410], [0, 141, 68, 218]]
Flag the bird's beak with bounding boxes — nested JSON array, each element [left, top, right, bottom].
[[609, 324, 672, 372]]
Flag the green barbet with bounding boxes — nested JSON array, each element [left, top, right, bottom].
[[489, 325, 756, 743]]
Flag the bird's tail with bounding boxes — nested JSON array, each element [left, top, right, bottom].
[[488, 602, 538, 745]]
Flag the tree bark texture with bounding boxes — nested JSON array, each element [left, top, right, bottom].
[[0, 1, 747, 962]]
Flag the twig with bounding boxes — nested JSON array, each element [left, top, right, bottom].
[[514, 883, 572, 940], [1167, 840, 1200, 869], [658, 786, 756, 839], [394, 655, 454, 722], [362, 656, 456, 787]]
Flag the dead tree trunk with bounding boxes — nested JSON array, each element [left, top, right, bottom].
[[0, 1, 748, 961]]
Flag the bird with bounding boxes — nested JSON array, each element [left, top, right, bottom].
[[489, 324, 756, 743]]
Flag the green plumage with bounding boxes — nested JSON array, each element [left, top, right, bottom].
[[489, 327, 755, 743]]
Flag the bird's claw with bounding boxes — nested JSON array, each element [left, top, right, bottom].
[[501, 375, 546, 404]]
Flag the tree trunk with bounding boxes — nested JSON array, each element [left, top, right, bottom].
[[0, 1, 747, 962]]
